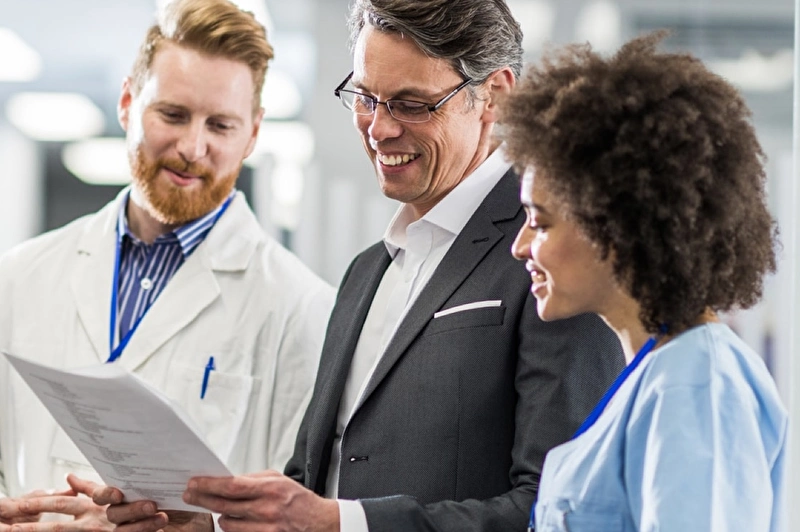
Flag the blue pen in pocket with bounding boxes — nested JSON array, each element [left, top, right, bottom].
[[201, 356, 215, 399]]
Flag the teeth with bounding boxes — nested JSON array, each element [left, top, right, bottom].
[[379, 153, 418, 166]]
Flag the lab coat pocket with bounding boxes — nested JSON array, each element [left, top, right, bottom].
[[164, 363, 259, 465]]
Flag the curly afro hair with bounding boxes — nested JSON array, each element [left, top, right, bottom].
[[498, 31, 778, 334]]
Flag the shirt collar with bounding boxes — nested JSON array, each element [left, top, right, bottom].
[[383, 145, 511, 257], [117, 189, 236, 258]]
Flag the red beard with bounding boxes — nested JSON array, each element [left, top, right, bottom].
[[129, 148, 239, 225]]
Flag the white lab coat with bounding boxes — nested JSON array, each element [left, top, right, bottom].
[[0, 189, 335, 499]]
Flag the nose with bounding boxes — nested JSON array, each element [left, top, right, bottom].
[[365, 104, 403, 143], [511, 224, 533, 261], [176, 121, 208, 163]]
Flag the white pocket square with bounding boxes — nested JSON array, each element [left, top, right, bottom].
[[433, 300, 502, 319]]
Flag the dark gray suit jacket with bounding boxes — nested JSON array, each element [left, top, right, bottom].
[[285, 170, 624, 531]]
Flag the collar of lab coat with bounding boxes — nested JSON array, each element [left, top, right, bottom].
[[70, 185, 264, 370]]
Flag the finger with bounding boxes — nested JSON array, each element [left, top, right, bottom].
[[7, 522, 82, 532], [187, 473, 281, 500], [20, 491, 50, 500], [0, 500, 28, 522], [1, 514, 38, 528], [162, 511, 204, 526], [9, 516, 40, 525], [8, 523, 67, 532], [108, 512, 168, 532], [15, 496, 97, 518], [65, 474, 102, 498], [240, 470, 282, 480], [181, 491, 252, 517], [217, 514, 257, 532], [91, 486, 124, 507], [106, 501, 158, 526]]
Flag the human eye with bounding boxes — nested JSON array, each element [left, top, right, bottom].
[[526, 211, 548, 233], [350, 91, 375, 112], [530, 223, 548, 233], [158, 108, 187, 123], [390, 99, 428, 115], [209, 119, 234, 132]]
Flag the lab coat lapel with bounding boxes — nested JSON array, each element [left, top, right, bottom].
[[71, 196, 124, 363], [116, 249, 220, 372], [117, 195, 257, 372]]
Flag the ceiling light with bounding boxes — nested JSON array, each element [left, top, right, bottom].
[[710, 49, 793, 93], [0, 28, 42, 82], [574, 0, 622, 54], [62, 138, 132, 185], [6, 92, 106, 141], [262, 70, 303, 119], [271, 161, 305, 206], [507, 0, 556, 54]]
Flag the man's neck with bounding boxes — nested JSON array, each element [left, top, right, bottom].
[[126, 189, 178, 245]]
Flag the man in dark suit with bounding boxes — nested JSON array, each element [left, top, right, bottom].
[[94, 0, 624, 531]]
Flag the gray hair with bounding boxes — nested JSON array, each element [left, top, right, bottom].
[[347, 0, 523, 87]]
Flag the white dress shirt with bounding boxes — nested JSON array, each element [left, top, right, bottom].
[[330, 147, 511, 530]]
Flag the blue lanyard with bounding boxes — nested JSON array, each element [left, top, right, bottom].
[[106, 196, 234, 363], [527, 327, 666, 531], [107, 231, 139, 363]]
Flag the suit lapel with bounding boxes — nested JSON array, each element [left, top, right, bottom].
[[71, 199, 121, 363], [354, 170, 522, 411], [355, 211, 503, 409], [306, 245, 391, 490]]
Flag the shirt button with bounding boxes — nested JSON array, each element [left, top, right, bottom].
[[141, 278, 153, 290]]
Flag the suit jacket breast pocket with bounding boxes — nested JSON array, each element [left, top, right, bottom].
[[424, 305, 506, 336]]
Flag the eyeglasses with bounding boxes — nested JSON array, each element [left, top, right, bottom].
[[333, 71, 473, 124]]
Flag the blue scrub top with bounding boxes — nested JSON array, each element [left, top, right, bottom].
[[535, 322, 787, 531]]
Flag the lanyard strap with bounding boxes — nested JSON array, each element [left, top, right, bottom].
[[572, 330, 663, 438], [107, 195, 234, 363], [527, 326, 667, 531], [107, 230, 137, 363]]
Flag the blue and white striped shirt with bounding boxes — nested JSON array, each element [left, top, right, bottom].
[[113, 191, 234, 343]]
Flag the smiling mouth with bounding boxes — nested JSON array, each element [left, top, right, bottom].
[[166, 167, 199, 180], [526, 264, 547, 292], [378, 153, 419, 167]]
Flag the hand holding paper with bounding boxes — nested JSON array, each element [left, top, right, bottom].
[[3, 352, 231, 512]]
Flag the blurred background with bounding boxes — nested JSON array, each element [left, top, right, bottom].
[[0, 0, 796, 502]]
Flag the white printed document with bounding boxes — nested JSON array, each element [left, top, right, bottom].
[[2, 352, 231, 511]]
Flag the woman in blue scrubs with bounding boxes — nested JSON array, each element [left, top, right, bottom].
[[500, 32, 787, 531]]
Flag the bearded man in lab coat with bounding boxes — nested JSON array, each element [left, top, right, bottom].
[[0, 1, 334, 530]]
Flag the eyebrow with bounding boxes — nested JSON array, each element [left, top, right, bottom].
[[529, 203, 550, 214], [351, 79, 442, 101]]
